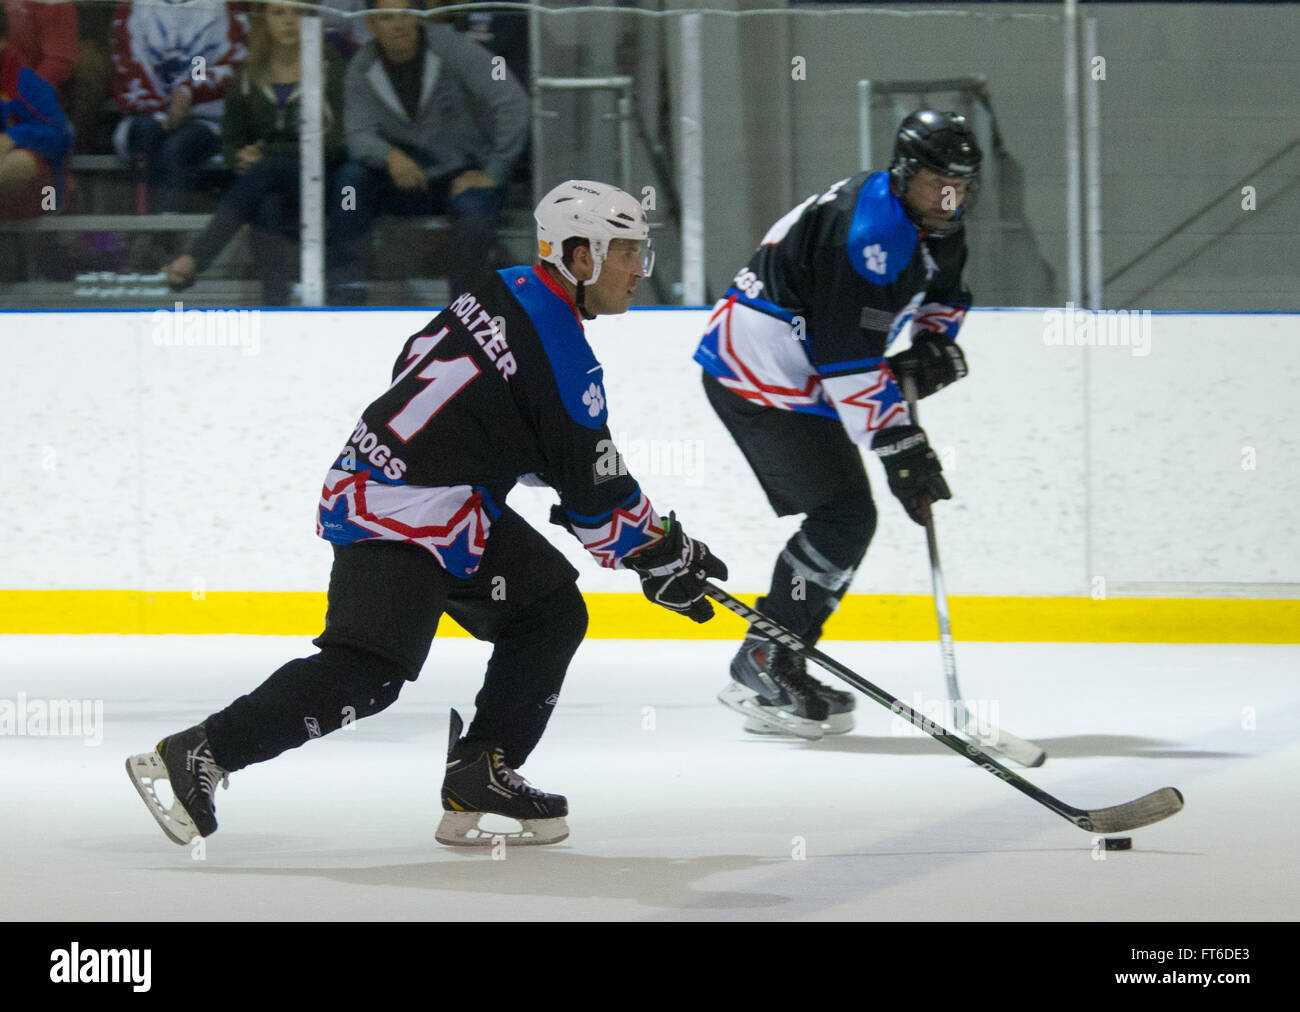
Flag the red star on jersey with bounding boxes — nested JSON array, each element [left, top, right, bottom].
[[582, 497, 663, 569], [914, 306, 967, 337], [840, 370, 907, 432]]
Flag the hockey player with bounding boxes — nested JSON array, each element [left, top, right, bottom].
[[128, 180, 727, 847], [696, 110, 980, 739]]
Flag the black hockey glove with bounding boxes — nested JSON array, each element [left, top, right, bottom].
[[887, 332, 967, 399], [873, 424, 951, 526], [624, 512, 728, 623]]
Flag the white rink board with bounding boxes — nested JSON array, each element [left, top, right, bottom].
[[3, 307, 1297, 595]]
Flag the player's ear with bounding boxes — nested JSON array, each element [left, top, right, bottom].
[[570, 243, 595, 282]]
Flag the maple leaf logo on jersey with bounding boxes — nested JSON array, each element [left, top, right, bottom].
[[582, 383, 606, 417], [862, 244, 888, 276]]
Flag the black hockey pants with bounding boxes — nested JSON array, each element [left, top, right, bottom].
[[703, 371, 876, 643], [204, 509, 587, 772]]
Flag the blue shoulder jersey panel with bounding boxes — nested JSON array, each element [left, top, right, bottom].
[[692, 325, 735, 381], [846, 172, 919, 286], [724, 288, 798, 324], [499, 266, 608, 429]]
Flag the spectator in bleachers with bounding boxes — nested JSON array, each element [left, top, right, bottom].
[[3, 2, 118, 156], [2, 0, 76, 97], [428, 0, 530, 192], [0, 7, 73, 219], [319, 0, 370, 60], [326, 0, 528, 304], [70, 2, 114, 154], [428, 0, 528, 90], [161, 2, 345, 304], [109, 0, 248, 212]]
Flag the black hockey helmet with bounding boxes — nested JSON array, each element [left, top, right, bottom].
[[890, 110, 983, 235]]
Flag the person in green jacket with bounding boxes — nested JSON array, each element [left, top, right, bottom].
[[163, 2, 345, 305]]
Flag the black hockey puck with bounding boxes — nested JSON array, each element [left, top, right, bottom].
[[1104, 837, 1132, 851]]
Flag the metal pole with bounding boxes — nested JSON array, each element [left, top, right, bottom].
[[299, 13, 324, 306], [1064, 0, 1083, 306], [1065, 1, 1091, 597], [1083, 16, 1103, 309], [858, 80, 872, 171], [529, 3, 544, 208], [618, 88, 633, 194], [680, 11, 705, 305], [536, 76, 635, 90], [533, 77, 637, 200]]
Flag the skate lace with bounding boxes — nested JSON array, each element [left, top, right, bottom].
[[190, 746, 229, 799], [491, 750, 543, 797], [771, 648, 822, 698]]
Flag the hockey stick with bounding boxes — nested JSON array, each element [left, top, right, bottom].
[[703, 583, 1183, 833], [899, 372, 1047, 768]]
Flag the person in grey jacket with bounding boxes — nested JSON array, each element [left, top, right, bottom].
[[327, 0, 528, 304]]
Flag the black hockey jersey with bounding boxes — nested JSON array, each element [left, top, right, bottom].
[[316, 265, 662, 577], [694, 171, 971, 446]]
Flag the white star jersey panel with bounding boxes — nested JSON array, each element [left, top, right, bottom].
[[317, 265, 662, 577], [318, 470, 495, 577], [693, 171, 971, 449], [694, 296, 834, 416]]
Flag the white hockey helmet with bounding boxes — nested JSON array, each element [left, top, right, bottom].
[[534, 179, 654, 286]]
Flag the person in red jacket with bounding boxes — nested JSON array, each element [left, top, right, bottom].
[[0, 23, 73, 219], [2, 0, 77, 98], [109, 1, 247, 212]]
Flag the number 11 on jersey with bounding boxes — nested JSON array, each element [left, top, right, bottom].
[[387, 326, 482, 442]]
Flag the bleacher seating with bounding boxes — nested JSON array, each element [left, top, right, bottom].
[[0, 154, 535, 305]]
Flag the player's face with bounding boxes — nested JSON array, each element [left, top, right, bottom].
[[585, 240, 647, 316], [904, 169, 969, 232], [369, 0, 421, 62]]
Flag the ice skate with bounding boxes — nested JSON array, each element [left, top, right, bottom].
[[719, 634, 838, 740], [126, 723, 229, 845], [742, 657, 855, 736], [436, 709, 569, 847]]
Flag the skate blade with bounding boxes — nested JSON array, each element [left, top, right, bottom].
[[435, 810, 569, 848], [125, 751, 197, 846], [717, 683, 825, 741], [743, 712, 855, 736]]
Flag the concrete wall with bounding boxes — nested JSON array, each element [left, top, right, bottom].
[[644, 2, 1300, 310]]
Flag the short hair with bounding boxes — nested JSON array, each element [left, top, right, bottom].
[[561, 237, 590, 271]]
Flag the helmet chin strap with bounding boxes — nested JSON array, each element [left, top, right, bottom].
[[575, 281, 596, 320], [921, 207, 963, 238]]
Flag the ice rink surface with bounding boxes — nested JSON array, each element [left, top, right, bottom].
[[2, 634, 1297, 922]]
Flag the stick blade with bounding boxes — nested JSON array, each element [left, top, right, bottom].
[[1082, 787, 1184, 834], [966, 723, 1047, 768]]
